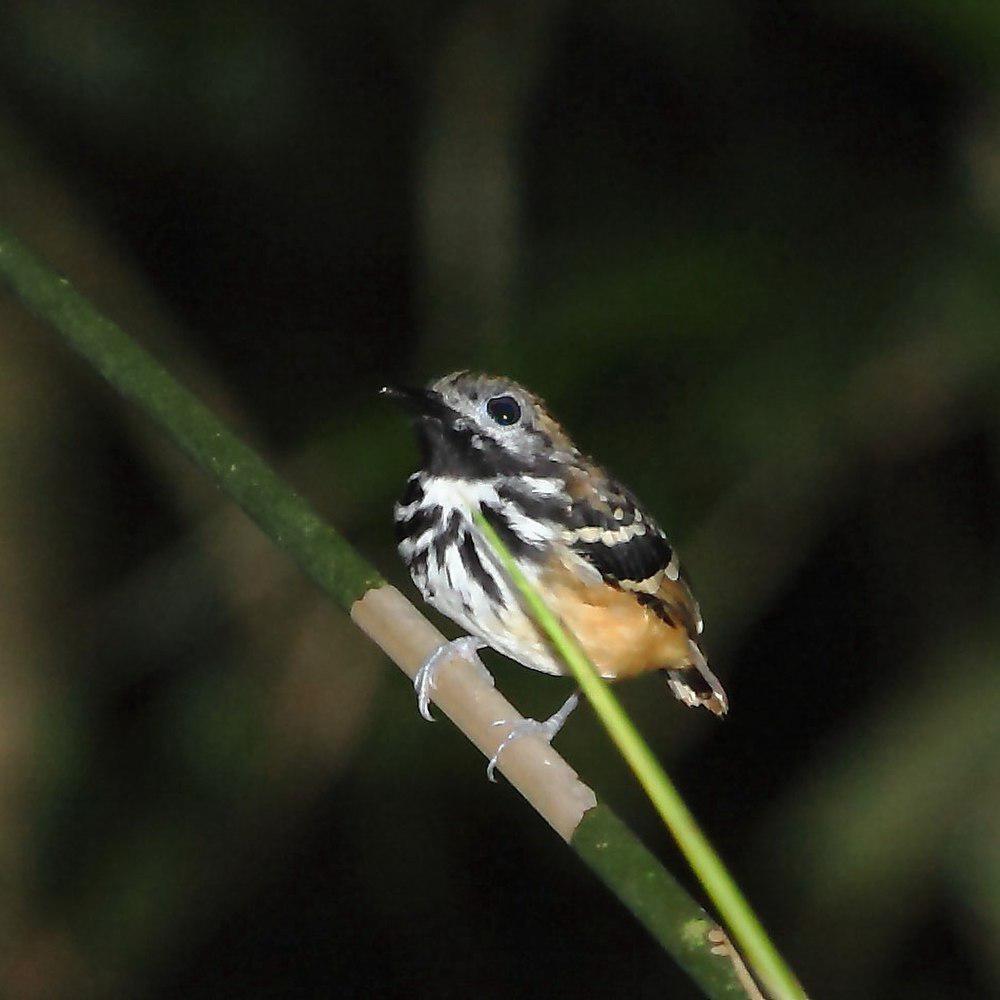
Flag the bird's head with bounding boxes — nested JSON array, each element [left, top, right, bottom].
[[381, 371, 578, 478]]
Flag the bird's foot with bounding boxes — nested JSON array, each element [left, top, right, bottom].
[[487, 691, 580, 782], [414, 635, 490, 722]]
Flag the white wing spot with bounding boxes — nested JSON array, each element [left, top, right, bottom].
[[665, 553, 680, 581]]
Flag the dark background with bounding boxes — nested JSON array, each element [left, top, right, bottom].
[[0, 3, 997, 998]]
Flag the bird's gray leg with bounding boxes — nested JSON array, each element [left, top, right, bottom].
[[486, 691, 580, 782], [413, 635, 491, 722]]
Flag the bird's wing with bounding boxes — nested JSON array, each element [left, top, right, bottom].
[[562, 471, 697, 626], [560, 470, 726, 714]]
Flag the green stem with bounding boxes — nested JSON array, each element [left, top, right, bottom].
[[0, 229, 382, 610], [0, 226, 754, 999], [475, 513, 808, 1000], [573, 804, 754, 997]]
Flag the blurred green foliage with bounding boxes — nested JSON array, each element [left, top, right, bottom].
[[0, 2, 997, 998]]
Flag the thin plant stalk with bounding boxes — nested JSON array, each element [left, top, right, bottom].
[[475, 512, 809, 1000]]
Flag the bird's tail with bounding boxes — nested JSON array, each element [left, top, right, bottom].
[[663, 640, 728, 716]]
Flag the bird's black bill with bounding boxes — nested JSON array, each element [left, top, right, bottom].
[[379, 385, 451, 420]]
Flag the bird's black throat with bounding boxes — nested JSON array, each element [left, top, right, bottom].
[[414, 416, 519, 479]]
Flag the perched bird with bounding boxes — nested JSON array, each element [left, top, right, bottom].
[[383, 372, 726, 776]]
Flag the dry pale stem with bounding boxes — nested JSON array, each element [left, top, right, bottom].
[[351, 584, 597, 841]]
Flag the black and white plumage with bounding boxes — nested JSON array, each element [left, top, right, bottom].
[[386, 371, 728, 722]]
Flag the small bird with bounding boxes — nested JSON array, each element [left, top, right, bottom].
[[383, 372, 726, 776]]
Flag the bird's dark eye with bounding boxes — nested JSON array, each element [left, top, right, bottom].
[[486, 394, 521, 426]]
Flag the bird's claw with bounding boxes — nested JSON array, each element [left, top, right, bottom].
[[413, 635, 489, 721], [487, 717, 556, 782], [486, 691, 580, 782]]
